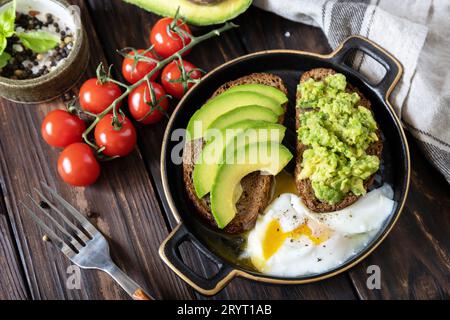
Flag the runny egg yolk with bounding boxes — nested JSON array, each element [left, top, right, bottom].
[[262, 219, 330, 260]]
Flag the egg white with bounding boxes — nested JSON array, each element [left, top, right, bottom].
[[293, 184, 395, 235], [243, 186, 394, 277]]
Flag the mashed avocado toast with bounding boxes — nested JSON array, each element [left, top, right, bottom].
[[295, 68, 382, 212]]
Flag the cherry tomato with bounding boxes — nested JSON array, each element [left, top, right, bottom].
[[41, 110, 86, 148], [79, 78, 122, 114], [122, 49, 160, 84], [150, 17, 192, 58], [161, 60, 202, 99], [57, 143, 101, 187], [94, 114, 137, 157], [128, 81, 169, 125]]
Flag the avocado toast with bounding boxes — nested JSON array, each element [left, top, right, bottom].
[[183, 73, 289, 234], [295, 68, 382, 212]]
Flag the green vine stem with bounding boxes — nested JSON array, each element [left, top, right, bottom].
[[82, 22, 238, 150]]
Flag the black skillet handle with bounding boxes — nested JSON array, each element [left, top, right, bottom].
[[159, 224, 235, 296], [328, 36, 403, 99]]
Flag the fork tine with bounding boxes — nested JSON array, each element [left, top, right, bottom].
[[33, 188, 90, 244], [27, 195, 84, 252], [41, 182, 98, 237], [20, 202, 76, 259]]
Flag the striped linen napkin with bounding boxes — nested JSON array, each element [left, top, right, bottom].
[[254, 0, 450, 183]]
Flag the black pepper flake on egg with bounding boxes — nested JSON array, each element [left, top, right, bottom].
[[317, 258, 322, 262], [0, 11, 74, 80]]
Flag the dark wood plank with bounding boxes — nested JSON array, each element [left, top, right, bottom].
[[348, 135, 450, 299], [0, 0, 194, 300], [0, 190, 29, 299], [236, 6, 331, 54], [87, 1, 356, 299]]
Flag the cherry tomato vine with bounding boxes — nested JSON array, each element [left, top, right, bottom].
[[162, 57, 204, 99], [82, 20, 236, 151], [41, 11, 237, 187]]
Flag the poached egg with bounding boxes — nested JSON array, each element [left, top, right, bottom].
[[243, 185, 395, 277]]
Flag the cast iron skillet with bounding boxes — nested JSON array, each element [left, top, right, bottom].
[[159, 36, 410, 296]]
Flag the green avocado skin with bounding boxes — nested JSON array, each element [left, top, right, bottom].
[[122, 0, 252, 26]]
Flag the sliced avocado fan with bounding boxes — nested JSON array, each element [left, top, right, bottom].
[[122, 0, 252, 26], [186, 91, 283, 140], [211, 142, 293, 229], [193, 123, 287, 198]]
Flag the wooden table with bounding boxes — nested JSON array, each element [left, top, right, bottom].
[[0, 1, 449, 300]]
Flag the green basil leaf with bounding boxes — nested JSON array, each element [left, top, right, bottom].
[[0, 50, 11, 69], [0, 35, 6, 55], [0, 0, 16, 38], [17, 31, 60, 53]]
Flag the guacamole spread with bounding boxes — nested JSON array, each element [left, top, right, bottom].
[[297, 73, 380, 205]]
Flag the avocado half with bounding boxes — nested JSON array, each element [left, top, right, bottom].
[[123, 0, 252, 26]]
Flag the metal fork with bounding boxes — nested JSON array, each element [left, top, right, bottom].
[[21, 182, 153, 300]]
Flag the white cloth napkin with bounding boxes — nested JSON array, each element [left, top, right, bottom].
[[254, 0, 450, 183]]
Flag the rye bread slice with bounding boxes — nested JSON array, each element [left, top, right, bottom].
[[183, 73, 288, 234], [295, 68, 383, 212]]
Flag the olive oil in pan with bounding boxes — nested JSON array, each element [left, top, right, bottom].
[[192, 171, 298, 270], [270, 170, 297, 200]]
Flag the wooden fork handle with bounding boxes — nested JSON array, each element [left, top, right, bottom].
[[132, 288, 153, 300], [105, 262, 155, 300]]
